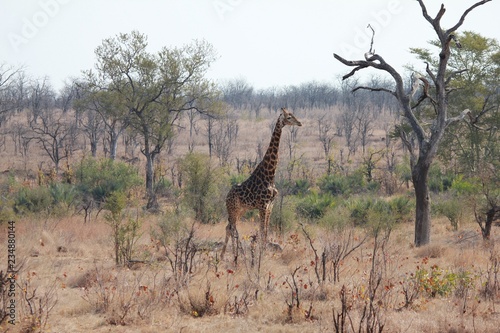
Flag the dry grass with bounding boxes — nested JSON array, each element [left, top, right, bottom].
[[1, 215, 499, 332]]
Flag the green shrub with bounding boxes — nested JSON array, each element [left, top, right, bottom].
[[276, 178, 312, 197], [388, 196, 414, 223], [154, 177, 177, 199], [413, 265, 475, 298], [0, 195, 15, 223], [345, 197, 376, 226], [395, 159, 412, 187], [428, 166, 455, 193], [450, 175, 479, 195], [318, 174, 349, 196], [104, 191, 142, 265], [342, 196, 408, 230], [433, 196, 463, 231], [318, 205, 351, 230], [75, 157, 142, 206], [180, 153, 228, 224], [13, 186, 53, 215], [296, 192, 335, 221], [292, 179, 311, 196], [50, 182, 78, 215], [366, 180, 381, 193], [319, 170, 366, 196], [270, 196, 297, 234], [229, 174, 248, 186]]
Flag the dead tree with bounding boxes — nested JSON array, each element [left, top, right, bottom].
[[333, 0, 491, 246]]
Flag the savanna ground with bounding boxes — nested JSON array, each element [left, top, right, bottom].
[[0, 107, 499, 333]]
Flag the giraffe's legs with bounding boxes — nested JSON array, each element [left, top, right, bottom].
[[230, 224, 240, 263], [259, 207, 271, 249], [221, 220, 241, 262], [258, 204, 283, 253], [220, 223, 231, 260]]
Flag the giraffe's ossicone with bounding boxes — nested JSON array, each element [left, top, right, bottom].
[[221, 108, 302, 262]]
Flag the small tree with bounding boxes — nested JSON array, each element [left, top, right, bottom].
[[179, 153, 227, 224], [103, 191, 142, 266]]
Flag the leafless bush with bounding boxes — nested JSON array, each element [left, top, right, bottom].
[[396, 273, 421, 311], [481, 248, 499, 301], [81, 264, 174, 325], [325, 228, 367, 284], [224, 289, 251, 317], [332, 285, 353, 333], [332, 230, 388, 333], [176, 282, 219, 318], [80, 264, 117, 313], [17, 271, 58, 333], [152, 220, 200, 285]]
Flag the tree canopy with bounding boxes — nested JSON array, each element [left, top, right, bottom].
[[80, 31, 221, 209]]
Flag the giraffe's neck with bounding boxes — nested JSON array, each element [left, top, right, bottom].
[[251, 116, 284, 184]]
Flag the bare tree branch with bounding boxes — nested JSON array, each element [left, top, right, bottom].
[[367, 24, 375, 55], [447, 0, 492, 34], [445, 69, 468, 86], [424, 62, 437, 86], [352, 86, 396, 97], [410, 73, 423, 98], [446, 108, 470, 126], [333, 52, 426, 144], [411, 77, 437, 110]]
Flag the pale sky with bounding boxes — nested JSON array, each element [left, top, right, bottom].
[[1, 0, 499, 92]]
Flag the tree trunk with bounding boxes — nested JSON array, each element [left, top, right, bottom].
[[109, 132, 119, 160], [412, 160, 431, 246], [90, 140, 97, 157], [481, 206, 500, 240], [144, 151, 158, 210]]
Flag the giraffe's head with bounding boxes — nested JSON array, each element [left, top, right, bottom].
[[280, 108, 302, 127]]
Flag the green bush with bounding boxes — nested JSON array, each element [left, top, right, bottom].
[[0, 195, 15, 223], [296, 192, 335, 221], [180, 153, 228, 224], [395, 159, 412, 187], [413, 265, 474, 298], [50, 182, 78, 215], [270, 196, 297, 234], [318, 205, 351, 230], [229, 174, 248, 186], [318, 170, 366, 196], [277, 178, 311, 196], [388, 196, 414, 223], [342, 196, 409, 229], [433, 196, 463, 231], [450, 175, 479, 195], [13, 186, 53, 215], [345, 197, 376, 226], [75, 157, 142, 206], [104, 191, 142, 265], [154, 177, 177, 199], [429, 166, 455, 193]]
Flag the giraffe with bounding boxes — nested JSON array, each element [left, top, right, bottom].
[[221, 108, 302, 261]]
